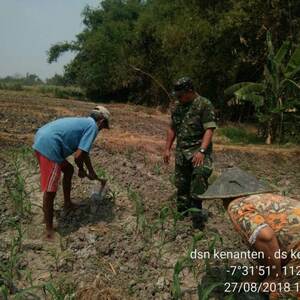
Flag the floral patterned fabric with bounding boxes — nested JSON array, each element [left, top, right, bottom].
[[228, 193, 300, 251], [228, 193, 300, 299]]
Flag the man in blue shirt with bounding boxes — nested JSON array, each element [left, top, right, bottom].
[[33, 106, 110, 240]]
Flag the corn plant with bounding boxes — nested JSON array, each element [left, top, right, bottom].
[[124, 147, 135, 161], [153, 162, 162, 175], [158, 206, 169, 232], [0, 285, 9, 299], [11, 285, 43, 300], [43, 282, 75, 300], [48, 247, 74, 273], [95, 166, 107, 180], [189, 232, 205, 256], [48, 249, 61, 273], [168, 173, 176, 186], [5, 154, 31, 217], [170, 207, 202, 239], [172, 257, 193, 299], [171, 233, 205, 299], [0, 223, 24, 294], [197, 232, 226, 300], [169, 206, 182, 239], [142, 152, 148, 165], [197, 282, 224, 300], [127, 187, 148, 235], [107, 188, 120, 204]]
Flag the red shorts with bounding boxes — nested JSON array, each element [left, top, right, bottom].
[[35, 151, 68, 192]]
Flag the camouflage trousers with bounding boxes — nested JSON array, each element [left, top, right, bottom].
[[175, 151, 213, 213]]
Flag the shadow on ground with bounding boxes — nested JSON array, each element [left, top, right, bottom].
[[55, 195, 115, 236]]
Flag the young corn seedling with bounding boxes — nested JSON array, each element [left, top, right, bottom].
[[169, 206, 182, 239], [124, 147, 135, 161], [172, 257, 193, 300], [158, 206, 169, 232], [172, 234, 209, 299], [107, 188, 120, 205], [0, 285, 9, 300], [197, 282, 224, 300], [153, 162, 162, 176], [153, 206, 170, 263], [43, 282, 75, 300], [168, 173, 176, 186], [95, 166, 108, 180], [48, 249, 61, 272], [6, 154, 31, 217], [8, 285, 43, 300], [170, 207, 202, 239], [197, 232, 225, 300], [127, 187, 148, 236], [0, 223, 24, 294]]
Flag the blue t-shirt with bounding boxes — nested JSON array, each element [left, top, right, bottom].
[[33, 117, 99, 163]]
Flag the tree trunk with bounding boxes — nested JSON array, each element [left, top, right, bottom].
[[265, 121, 272, 144]]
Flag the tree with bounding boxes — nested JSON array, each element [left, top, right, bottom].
[[46, 74, 67, 86], [225, 32, 300, 144], [47, 0, 300, 109]]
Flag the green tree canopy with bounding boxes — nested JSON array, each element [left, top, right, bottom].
[[48, 0, 300, 109]]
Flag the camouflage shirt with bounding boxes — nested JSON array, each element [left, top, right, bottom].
[[171, 94, 217, 160]]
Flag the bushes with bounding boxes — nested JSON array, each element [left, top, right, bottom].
[[0, 84, 86, 100], [37, 85, 85, 100], [218, 126, 264, 144], [0, 83, 24, 91]]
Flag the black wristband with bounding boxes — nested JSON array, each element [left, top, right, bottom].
[[199, 148, 206, 154]]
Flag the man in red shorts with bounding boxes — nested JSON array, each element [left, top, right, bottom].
[[33, 106, 110, 240]]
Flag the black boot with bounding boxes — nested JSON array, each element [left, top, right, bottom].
[[192, 213, 205, 230], [176, 196, 192, 218], [191, 199, 205, 230]]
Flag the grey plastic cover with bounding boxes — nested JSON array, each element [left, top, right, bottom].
[[199, 167, 275, 199]]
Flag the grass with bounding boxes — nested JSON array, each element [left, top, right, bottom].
[[0, 83, 86, 100], [218, 126, 264, 144], [35, 85, 85, 100], [0, 82, 23, 91]]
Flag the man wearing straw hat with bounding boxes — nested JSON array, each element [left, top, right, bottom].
[[200, 166, 300, 300]]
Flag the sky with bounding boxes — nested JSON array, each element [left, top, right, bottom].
[[0, 0, 100, 80]]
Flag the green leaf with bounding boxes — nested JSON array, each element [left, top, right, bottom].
[[198, 282, 223, 300], [279, 79, 300, 93], [224, 82, 256, 96], [286, 46, 300, 74], [274, 41, 290, 65], [234, 91, 264, 107], [0, 285, 9, 300], [266, 31, 274, 58], [236, 83, 264, 94], [285, 64, 300, 78]]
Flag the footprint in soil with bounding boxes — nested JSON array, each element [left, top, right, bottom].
[[55, 196, 115, 236]]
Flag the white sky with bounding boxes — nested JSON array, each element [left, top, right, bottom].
[[0, 0, 100, 80]]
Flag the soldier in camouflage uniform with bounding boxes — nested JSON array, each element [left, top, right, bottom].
[[163, 77, 217, 229]]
